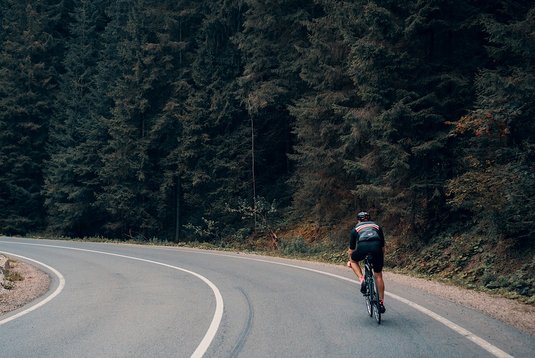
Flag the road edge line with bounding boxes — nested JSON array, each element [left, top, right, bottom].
[[0, 252, 66, 327], [209, 252, 514, 358], [0, 242, 223, 358]]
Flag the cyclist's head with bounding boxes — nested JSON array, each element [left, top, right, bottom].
[[357, 211, 371, 221]]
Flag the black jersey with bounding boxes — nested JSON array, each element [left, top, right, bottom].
[[349, 220, 385, 250]]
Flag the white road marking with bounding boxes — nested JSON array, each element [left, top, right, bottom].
[[0, 242, 224, 358], [0, 252, 66, 327], [0, 241, 515, 358], [203, 251, 514, 358], [387, 292, 514, 358]]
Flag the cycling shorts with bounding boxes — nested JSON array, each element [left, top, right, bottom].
[[351, 240, 384, 273]]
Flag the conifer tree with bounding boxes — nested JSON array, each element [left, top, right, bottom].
[[146, 0, 205, 241], [44, 0, 109, 237], [234, 0, 309, 229], [95, 0, 179, 239], [0, 0, 61, 234], [154, 0, 248, 241], [287, 0, 495, 239], [185, 0, 248, 222], [341, 0, 490, 237], [446, 3, 535, 240], [288, 0, 358, 225]]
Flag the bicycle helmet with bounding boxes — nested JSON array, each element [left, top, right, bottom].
[[357, 211, 371, 221]]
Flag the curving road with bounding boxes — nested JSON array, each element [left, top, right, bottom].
[[0, 237, 533, 357]]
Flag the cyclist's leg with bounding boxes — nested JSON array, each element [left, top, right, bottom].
[[350, 245, 366, 279], [350, 245, 368, 293], [349, 258, 363, 278], [374, 272, 385, 301], [371, 242, 385, 302]]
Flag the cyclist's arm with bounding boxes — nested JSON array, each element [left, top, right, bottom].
[[347, 248, 356, 267], [348, 229, 358, 266], [349, 228, 358, 251]]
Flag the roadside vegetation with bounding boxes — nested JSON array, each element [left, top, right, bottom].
[[22, 230, 534, 305], [0, 258, 24, 291]]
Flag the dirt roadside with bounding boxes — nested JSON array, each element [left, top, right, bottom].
[[383, 271, 535, 335], [0, 253, 533, 336], [0, 254, 50, 316]]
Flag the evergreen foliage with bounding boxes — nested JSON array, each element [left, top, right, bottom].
[[289, 0, 356, 226], [1, 0, 533, 262], [44, 0, 107, 237], [95, 0, 169, 239], [175, 0, 249, 240], [446, 3, 535, 243], [235, 0, 308, 209], [0, 0, 61, 234]]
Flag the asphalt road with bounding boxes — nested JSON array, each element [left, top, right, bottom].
[[0, 237, 533, 357]]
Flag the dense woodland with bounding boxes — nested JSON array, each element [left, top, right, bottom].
[[1, 1, 534, 297]]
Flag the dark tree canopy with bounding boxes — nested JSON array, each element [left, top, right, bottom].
[[0, 0, 533, 254]]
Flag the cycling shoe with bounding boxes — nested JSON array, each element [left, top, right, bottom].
[[360, 281, 367, 294], [379, 301, 386, 313]]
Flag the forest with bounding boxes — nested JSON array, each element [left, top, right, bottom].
[[1, 1, 534, 300]]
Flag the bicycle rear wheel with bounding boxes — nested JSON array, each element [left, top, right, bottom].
[[370, 276, 381, 324], [364, 267, 373, 317]]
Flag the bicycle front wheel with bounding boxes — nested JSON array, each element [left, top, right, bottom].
[[365, 289, 373, 317]]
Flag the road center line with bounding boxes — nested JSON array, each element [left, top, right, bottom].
[[0, 242, 223, 358]]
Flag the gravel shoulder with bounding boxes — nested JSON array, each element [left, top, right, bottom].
[[0, 253, 533, 336], [383, 271, 535, 336], [0, 254, 51, 316]]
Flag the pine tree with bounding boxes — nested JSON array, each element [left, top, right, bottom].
[[0, 0, 61, 234], [44, 0, 109, 237], [234, 0, 309, 232], [287, 0, 498, 240], [288, 0, 358, 225], [95, 0, 181, 239], [154, 0, 248, 241], [446, 3, 535, 241], [340, 0, 491, 238]]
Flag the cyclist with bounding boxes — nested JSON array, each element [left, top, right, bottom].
[[348, 211, 386, 313]]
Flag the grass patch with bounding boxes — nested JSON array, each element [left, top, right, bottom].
[[278, 236, 347, 263], [4, 270, 24, 283], [2, 259, 24, 290]]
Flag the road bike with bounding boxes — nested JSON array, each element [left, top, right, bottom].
[[363, 254, 381, 324]]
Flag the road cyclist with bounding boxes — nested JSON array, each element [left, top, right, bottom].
[[347, 211, 386, 315]]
